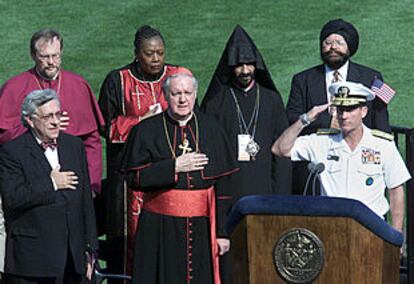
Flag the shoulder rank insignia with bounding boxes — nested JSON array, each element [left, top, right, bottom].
[[371, 129, 394, 141], [317, 128, 340, 135]]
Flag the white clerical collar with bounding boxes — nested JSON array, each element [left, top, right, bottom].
[[35, 67, 60, 81], [233, 79, 256, 93], [167, 110, 194, 127], [243, 79, 256, 92]]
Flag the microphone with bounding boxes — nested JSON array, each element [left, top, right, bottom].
[[308, 162, 325, 174], [303, 162, 325, 196]]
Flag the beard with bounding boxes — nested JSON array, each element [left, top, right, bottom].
[[38, 65, 60, 80], [235, 72, 255, 87], [321, 49, 350, 70]]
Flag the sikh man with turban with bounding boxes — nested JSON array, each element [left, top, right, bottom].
[[285, 19, 391, 194]]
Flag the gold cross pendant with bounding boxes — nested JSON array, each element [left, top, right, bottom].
[[178, 139, 192, 154]]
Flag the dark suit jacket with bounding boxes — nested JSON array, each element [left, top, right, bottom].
[[0, 131, 98, 278], [286, 61, 391, 134]]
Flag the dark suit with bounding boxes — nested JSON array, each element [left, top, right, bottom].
[[286, 61, 391, 134], [0, 132, 98, 280], [286, 61, 391, 195]]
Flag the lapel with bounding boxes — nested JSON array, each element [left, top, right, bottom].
[[312, 64, 328, 105], [56, 133, 77, 201], [346, 61, 361, 82], [56, 134, 70, 170], [25, 132, 52, 174]]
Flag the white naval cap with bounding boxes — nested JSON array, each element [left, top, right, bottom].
[[329, 81, 375, 107]]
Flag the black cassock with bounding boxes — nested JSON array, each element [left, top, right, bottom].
[[122, 111, 237, 284], [201, 25, 292, 284], [202, 82, 292, 199]]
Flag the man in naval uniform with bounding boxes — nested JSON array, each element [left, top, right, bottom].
[[272, 81, 411, 232]]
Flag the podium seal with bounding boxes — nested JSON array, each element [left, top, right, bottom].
[[273, 228, 324, 283]]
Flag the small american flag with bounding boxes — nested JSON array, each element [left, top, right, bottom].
[[371, 78, 396, 104]]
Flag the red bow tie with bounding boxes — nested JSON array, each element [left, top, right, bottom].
[[41, 141, 58, 151]]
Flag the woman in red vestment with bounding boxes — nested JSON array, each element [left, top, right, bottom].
[[99, 25, 188, 277]]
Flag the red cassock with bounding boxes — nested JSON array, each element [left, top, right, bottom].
[[109, 68, 168, 142]]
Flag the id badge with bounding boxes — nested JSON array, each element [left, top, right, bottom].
[[238, 134, 251, 161], [150, 103, 162, 114]]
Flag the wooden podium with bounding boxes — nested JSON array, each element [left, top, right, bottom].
[[226, 195, 403, 284]]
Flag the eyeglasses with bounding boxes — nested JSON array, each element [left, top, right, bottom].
[[34, 111, 64, 121], [323, 39, 347, 47], [36, 53, 62, 62]]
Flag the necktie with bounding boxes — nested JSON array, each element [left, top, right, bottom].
[[41, 141, 58, 151], [330, 70, 341, 129], [332, 70, 340, 83]]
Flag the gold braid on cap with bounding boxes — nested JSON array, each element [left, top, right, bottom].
[[332, 97, 366, 106], [332, 86, 367, 106]]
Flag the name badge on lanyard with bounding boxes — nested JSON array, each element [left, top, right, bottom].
[[149, 102, 162, 115], [238, 134, 251, 161]]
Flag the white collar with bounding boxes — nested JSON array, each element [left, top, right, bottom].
[[167, 110, 194, 127]]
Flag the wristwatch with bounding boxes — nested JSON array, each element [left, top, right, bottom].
[[299, 113, 311, 126]]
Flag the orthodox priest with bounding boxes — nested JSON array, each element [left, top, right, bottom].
[[201, 25, 292, 283], [122, 70, 238, 284], [201, 25, 291, 201], [98, 25, 188, 276], [0, 29, 104, 195]]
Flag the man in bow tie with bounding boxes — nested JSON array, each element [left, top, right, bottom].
[[0, 89, 98, 283]]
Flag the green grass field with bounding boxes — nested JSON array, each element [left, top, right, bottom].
[[0, 0, 413, 276], [1, 0, 413, 128]]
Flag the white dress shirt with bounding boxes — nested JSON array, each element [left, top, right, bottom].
[[325, 61, 349, 102], [34, 136, 59, 190]]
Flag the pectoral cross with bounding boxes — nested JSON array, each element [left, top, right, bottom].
[[131, 86, 146, 109], [178, 139, 192, 154]]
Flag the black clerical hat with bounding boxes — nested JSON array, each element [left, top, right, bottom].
[[203, 25, 280, 100]]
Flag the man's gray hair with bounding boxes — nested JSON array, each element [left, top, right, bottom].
[[162, 73, 198, 97], [21, 89, 60, 128]]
